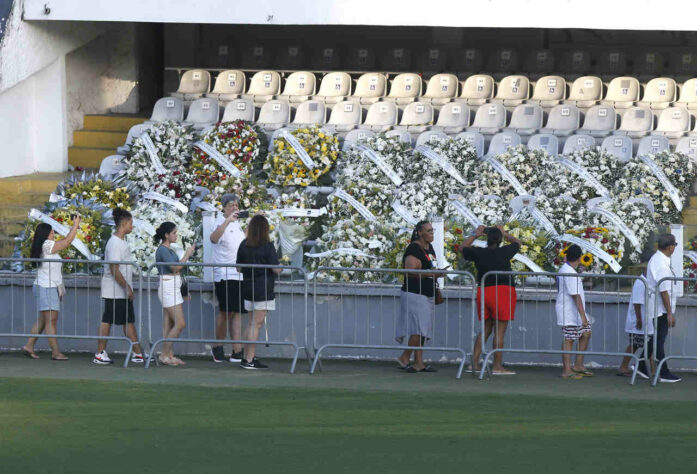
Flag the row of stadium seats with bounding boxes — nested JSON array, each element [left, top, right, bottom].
[[148, 96, 697, 142], [171, 70, 697, 112], [202, 44, 697, 79]]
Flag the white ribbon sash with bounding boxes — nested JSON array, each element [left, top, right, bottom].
[[281, 130, 316, 170], [140, 133, 167, 174], [448, 194, 482, 227], [391, 200, 418, 226], [305, 248, 376, 259], [684, 251, 697, 265], [132, 218, 156, 236], [560, 234, 622, 273], [29, 209, 95, 260], [195, 201, 219, 212], [639, 155, 683, 211], [485, 157, 527, 195], [529, 207, 559, 236], [416, 145, 467, 185], [269, 208, 327, 218], [355, 144, 403, 186], [589, 206, 641, 250], [558, 159, 611, 198], [194, 141, 242, 178], [332, 189, 377, 221], [142, 191, 189, 214]]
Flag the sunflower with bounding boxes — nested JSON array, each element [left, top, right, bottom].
[[580, 253, 594, 266]]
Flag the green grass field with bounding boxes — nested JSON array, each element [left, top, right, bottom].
[[2, 371, 697, 473]]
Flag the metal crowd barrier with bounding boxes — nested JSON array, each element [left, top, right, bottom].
[[0, 257, 142, 367], [144, 262, 308, 373], [476, 271, 650, 385], [651, 276, 697, 386], [310, 266, 476, 379]]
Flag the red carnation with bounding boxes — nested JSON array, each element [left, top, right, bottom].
[[168, 184, 174, 189]]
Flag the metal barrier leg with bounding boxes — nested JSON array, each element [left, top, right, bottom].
[[122, 342, 135, 368]]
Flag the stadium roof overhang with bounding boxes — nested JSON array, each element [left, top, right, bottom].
[[23, 0, 697, 31]]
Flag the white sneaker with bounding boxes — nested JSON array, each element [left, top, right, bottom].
[[130, 353, 147, 363], [93, 350, 113, 365]]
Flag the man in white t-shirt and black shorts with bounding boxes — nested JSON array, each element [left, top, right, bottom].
[[209, 194, 248, 363], [618, 273, 654, 377]]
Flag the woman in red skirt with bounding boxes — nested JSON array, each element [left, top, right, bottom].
[[460, 225, 521, 375]]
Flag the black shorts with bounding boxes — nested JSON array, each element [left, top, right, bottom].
[[629, 333, 646, 351], [102, 298, 136, 325], [215, 280, 247, 314]]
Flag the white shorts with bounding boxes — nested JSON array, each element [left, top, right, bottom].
[[245, 299, 276, 311], [158, 275, 183, 309]]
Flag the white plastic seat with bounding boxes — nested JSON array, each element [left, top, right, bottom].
[[637, 135, 670, 156], [466, 103, 507, 135], [380, 48, 412, 71], [430, 102, 470, 134], [171, 70, 211, 102], [564, 76, 603, 108], [277, 72, 316, 103], [323, 101, 362, 133], [490, 75, 530, 107], [183, 98, 220, 129], [385, 73, 422, 105], [486, 131, 522, 157], [422, 74, 459, 106], [654, 107, 691, 138], [487, 49, 520, 77], [524, 50, 555, 77], [146, 97, 185, 124], [562, 134, 596, 154], [415, 130, 448, 147], [256, 100, 291, 131], [601, 135, 633, 161], [313, 72, 352, 105], [99, 155, 125, 179], [527, 134, 559, 156], [527, 76, 566, 107], [503, 104, 543, 136], [359, 102, 398, 132], [615, 107, 654, 138], [676, 136, 697, 161], [241, 71, 281, 104], [453, 49, 484, 75], [601, 76, 640, 109], [675, 79, 697, 110], [345, 47, 376, 70], [291, 100, 326, 128], [394, 102, 434, 133], [455, 131, 485, 158], [578, 105, 618, 138], [276, 45, 306, 69], [637, 77, 677, 110], [385, 129, 412, 145], [205, 70, 246, 102], [222, 99, 255, 123], [539, 104, 580, 137], [351, 73, 387, 105], [458, 74, 495, 106], [416, 48, 447, 72], [116, 124, 150, 155], [342, 129, 375, 151], [241, 45, 272, 69], [633, 52, 666, 80], [596, 51, 628, 78], [560, 51, 592, 78]]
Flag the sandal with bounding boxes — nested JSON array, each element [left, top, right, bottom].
[[22, 347, 39, 359], [158, 355, 177, 366], [396, 359, 410, 370], [406, 365, 438, 373], [562, 373, 584, 380], [492, 369, 516, 375], [51, 354, 69, 361], [172, 357, 186, 366], [616, 371, 632, 377], [572, 368, 594, 377]]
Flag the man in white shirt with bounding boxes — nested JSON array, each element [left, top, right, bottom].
[[555, 244, 592, 379], [618, 273, 654, 377], [644, 234, 681, 383], [209, 194, 247, 363]]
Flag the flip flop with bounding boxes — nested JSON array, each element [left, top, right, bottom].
[[562, 373, 583, 380], [616, 371, 632, 377], [572, 368, 594, 377], [420, 365, 438, 373], [492, 370, 516, 375], [158, 356, 178, 366], [22, 348, 39, 360], [51, 355, 69, 361], [396, 359, 410, 370]]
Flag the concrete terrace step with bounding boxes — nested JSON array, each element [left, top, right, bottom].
[[73, 130, 128, 149], [68, 147, 114, 169], [83, 114, 147, 132]]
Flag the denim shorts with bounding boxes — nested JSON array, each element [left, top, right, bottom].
[[33, 284, 60, 312]]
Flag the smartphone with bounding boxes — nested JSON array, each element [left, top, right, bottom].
[[237, 210, 250, 219]]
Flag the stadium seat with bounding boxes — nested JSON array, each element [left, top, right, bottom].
[[487, 49, 519, 77], [99, 155, 125, 179], [342, 129, 376, 151], [524, 50, 555, 78], [241, 45, 272, 69], [601, 76, 640, 109], [222, 99, 255, 122], [205, 70, 246, 102], [116, 124, 149, 155], [256, 100, 291, 131], [312, 47, 342, 70], [467, 103, 507, 135], [490, 75, 530, 107], [359, 101, 398, 132], [380, 48, 412, 71], [486, 131, 522, 157], [562, 134, 596, 154], [527, 75, 566, 107], [416, 48, 448, 73], [313, 72, 352, 105], [394, 101, 434, 133], [385, 129, 413, 144], [146, 97, 185, 124], [633, 52, 666, 80], [455, 131, 485, 158], [527, 134, 559, 156], [182, 99, 219, 131], [637, 135, 670, 156], [385, 73, 422, 105], [564, 76, 603, 108], [351, 73, 388, 105], [415, 130, 448, 147], [601, 135, 633, 161], [577, 105, 618, 138], [653, 107, 691, 138], [171, 70, 211, 102], [503, 104, 543, 136], [675, 78, 697, 110], [290, 100, 326, 128], [596, 51, 628, 78], [453, 48, 484, 75], [458, 74, 495, 106], [323, 101, 362, 133], [430, 102, 470, 134], [560, 50, 592, 79], [676, 136, 697, 161], [345, 47, 376, 70], [277, 71, 317, 103], [539, 104, 580, 137], [637, 77, 677, 110], [241, 71, 282, 103], [276, 45, 306, 69], [422, 73, 459, 105], [615, 107, 654, 138]]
